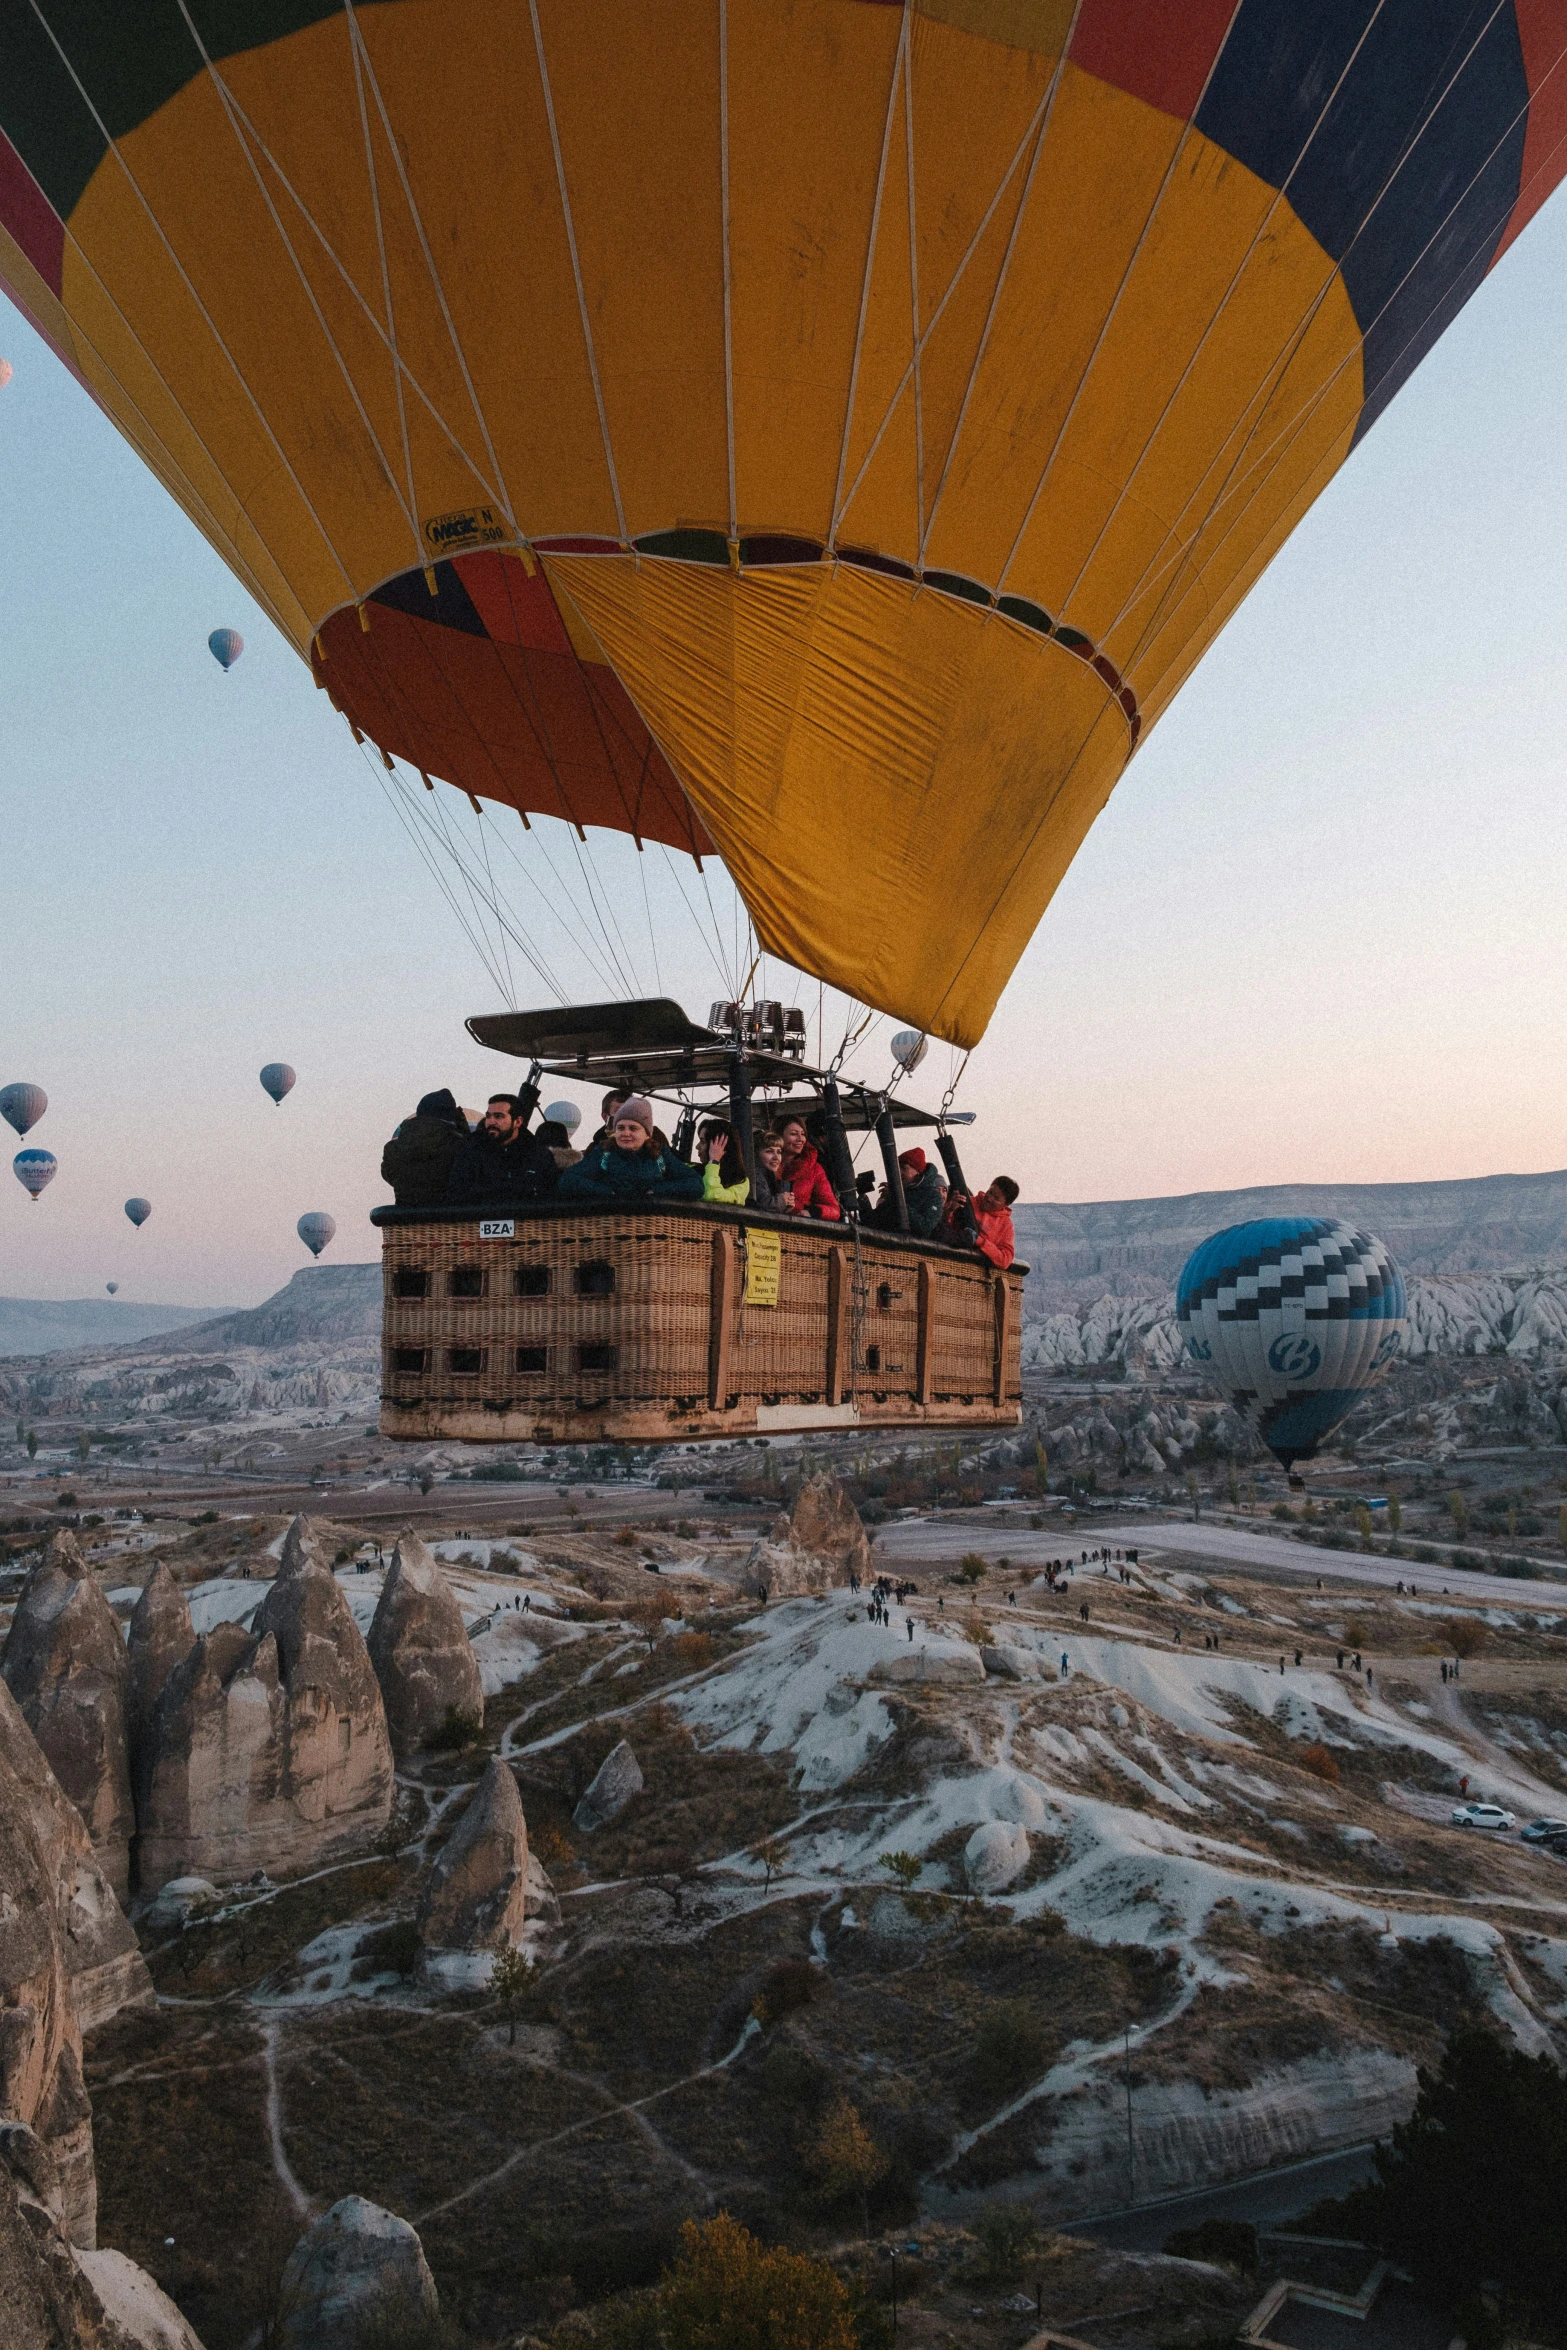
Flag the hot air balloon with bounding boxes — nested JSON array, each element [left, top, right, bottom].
[[297, 1213, 336, 1259], [1177, 1218, 1406, 1478], [0, 1083, 46, 1138], [3, 11, 1566, 1048], [890, 1030, 928, 1075], [260, 1063, 296, 1106], [208, 628, 243, 671], [124, 1198, 151, 1228], [542, 1100, 582, 1135], [106, 1281, 118, 1295], [13, 1149, 56, 1202]]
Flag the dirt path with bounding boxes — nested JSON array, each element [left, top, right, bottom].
[[260, 2021, 312, 2217], [413, 2017, 760, 2225]]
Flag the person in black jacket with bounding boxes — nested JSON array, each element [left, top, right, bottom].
[[381, 1089, 469, 1207], [446, 1094, 559, 1206]]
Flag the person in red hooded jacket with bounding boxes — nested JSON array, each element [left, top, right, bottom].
[[937, 1174, 1018, 1266], [972, 1176, 1019, 1267], [777, 1115, 841, 1220]]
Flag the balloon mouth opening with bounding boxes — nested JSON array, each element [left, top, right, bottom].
[[1286, 1470, 1306, 1490]]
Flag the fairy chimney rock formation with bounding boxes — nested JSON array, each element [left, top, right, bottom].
[[1, 1533, 135, 1902], [740, 1471, 873, 1600], [419, 1756, 529, 1951], [0, 1678, 153, 2251], [125, 1567, 193, 1776], [135, 1517, 394, 1893], [367, 1535, 484, 1756], [278, 2196, 439, 2350], [573, 1739, 643, 1834]]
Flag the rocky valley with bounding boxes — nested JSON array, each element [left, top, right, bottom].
[[0, 1460, 1564, 2349]]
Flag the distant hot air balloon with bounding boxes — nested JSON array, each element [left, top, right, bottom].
[[542, 1100, 581, 1135], [260, 1063, 296, 1106], [297, 1212, 336, 1258], [0, 1083, 47, 1137], [124, 1197, 151, 1228], [0, 359, 12, 390], [1177, 1219, 1406, 1478], [208, 628, 243, 671], [13, 1149, 56, 1202], [890, 1029, 928, 1075], [106, 1281, 119, 1295]]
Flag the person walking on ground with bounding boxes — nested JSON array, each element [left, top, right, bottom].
[[1060, 1653, 1070, 1677], [906, 1616, 914, 1641]]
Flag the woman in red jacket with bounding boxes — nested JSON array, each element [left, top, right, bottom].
[[777, 1116, 841, 1220]]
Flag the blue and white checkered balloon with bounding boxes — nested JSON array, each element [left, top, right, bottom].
[[1176, 1217, 1406, 1469]]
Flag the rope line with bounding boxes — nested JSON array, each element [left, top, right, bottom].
[[531, 0, 629, 546]]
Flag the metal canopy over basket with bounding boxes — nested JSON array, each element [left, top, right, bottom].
[[466, 995, 973, 1131]]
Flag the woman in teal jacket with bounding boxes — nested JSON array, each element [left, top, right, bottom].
[[558, 1096, 705, 1203]]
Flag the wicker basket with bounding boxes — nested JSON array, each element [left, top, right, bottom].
[[372, 1200, 1024, 1443]]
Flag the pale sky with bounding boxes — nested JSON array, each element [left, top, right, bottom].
[[3, 193, 1566, 1308]]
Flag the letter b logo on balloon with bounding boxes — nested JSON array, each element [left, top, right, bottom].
[[1267, 1333, 1321, 1380]]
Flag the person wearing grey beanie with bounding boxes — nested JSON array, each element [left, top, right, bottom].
[[558, 1092, 704, 1204]]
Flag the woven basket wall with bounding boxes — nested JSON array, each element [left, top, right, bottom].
[[379, 1208, 1023, 1441]]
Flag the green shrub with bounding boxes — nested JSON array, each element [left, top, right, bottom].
[[969, 2201, 1041, 2278], [972, 2002, 1049, 2097]]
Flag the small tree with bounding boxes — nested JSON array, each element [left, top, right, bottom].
[[1387, 1496, 1402, 1535], [1444, 1616, 1486, 1660], [1355, 1503, 1373, 1548], [879, 1850, 922, 1903], [956, 1552, 987, 1584], [1185, 1468, 1200, 1520], [1447, 1489, 1468, 1538], [25, 1430, 37, 1459], [597, 2212, 859, 2350], [1341, 2024, 1567, 2330], [754, 1835, 788, 1894], [809, 2095, 888, 2238], [492, 1943, 534, 2046], [970, 2201, 1041, 2279]]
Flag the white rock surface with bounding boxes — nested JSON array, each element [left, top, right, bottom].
[[75, 2247, 207, 2349], [964, 1820, 1031, 1894], [573, 1739, 643, 1832], [869, 1646, 985, 1689], [278, 2194, 439, 2350]]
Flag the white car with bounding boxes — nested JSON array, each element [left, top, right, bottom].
[[1520, 1817, 1567, 1843], [1451, 1802, 1517, 1830]]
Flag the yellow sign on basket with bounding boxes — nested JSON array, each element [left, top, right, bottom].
[[743, 1227, 781, 1308]]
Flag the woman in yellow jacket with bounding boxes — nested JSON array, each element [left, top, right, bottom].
[[698, 1119, 750, 1205]]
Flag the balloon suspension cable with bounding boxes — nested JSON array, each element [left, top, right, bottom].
[[829, 1005, 876, 1076], [937, 1053, 971, 1134]]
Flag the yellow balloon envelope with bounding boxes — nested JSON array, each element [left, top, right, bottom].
[[2, 1, 1562, 1042]]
